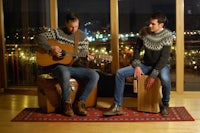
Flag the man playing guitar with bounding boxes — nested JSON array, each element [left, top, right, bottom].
[[36, 11, 99, 117]]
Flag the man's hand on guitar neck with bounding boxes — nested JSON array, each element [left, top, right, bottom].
[[50, 45, 63, 58]]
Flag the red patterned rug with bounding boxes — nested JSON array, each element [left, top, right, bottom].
[[11, 107, 194, 122]]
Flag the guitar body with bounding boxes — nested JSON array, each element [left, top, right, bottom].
[[37, 40, 75, 66], [37, 40, 112, 67]]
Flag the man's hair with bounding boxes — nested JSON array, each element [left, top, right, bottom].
[[151, 12, 168, 25], [65, 12, 79, 23]]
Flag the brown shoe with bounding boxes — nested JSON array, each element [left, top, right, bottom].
[[160, 103, 169, 117], [74, 101, 88, 116], [62, 100, 74, 117], [103, 103, 124, 116]]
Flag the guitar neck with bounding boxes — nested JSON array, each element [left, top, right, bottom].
[[67, 52, 112, 62], [65, 51, 89, 58]]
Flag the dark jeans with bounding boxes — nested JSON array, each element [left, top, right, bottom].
[[51, 65, 99, 101], [114, 64, 171, 105]]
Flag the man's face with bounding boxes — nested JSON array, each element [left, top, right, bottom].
[[149, 18, 164, 33], [65, 19, 79, 34]]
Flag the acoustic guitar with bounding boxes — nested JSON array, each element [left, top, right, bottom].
[[36, 40, 112, 67]]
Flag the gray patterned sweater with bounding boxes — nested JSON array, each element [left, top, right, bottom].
[[131, 27, 173, 78], [36, 28, 89, 54]]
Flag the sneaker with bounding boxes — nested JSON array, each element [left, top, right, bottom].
[[160, 103, 169, 116], [74, 101, 88, 116], [103, 103, 124, 116], [62, 100, 74, 117]]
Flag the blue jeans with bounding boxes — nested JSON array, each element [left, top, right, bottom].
[[51, 65, 99, 101], [114, 64, 171, 105]]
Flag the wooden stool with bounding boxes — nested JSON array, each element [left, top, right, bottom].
[[133, 75, 161, 113], [37, 74, 97, 113]]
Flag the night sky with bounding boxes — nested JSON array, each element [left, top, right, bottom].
[[3, 0, 200, 34]]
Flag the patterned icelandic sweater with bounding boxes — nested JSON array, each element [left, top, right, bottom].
[[36, 28, 89, 54], [132, 27, 173, 78]]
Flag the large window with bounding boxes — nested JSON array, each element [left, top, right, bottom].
[[4, 0, 50, 86], [4, 0, 111, 86], [58, 0, 111, 73], [118, 0, 177, 89], [3, 0, 200, 91], [184, 0, 200, 91]]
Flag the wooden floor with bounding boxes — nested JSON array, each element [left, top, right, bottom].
[[0, 91, 200, 133]]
